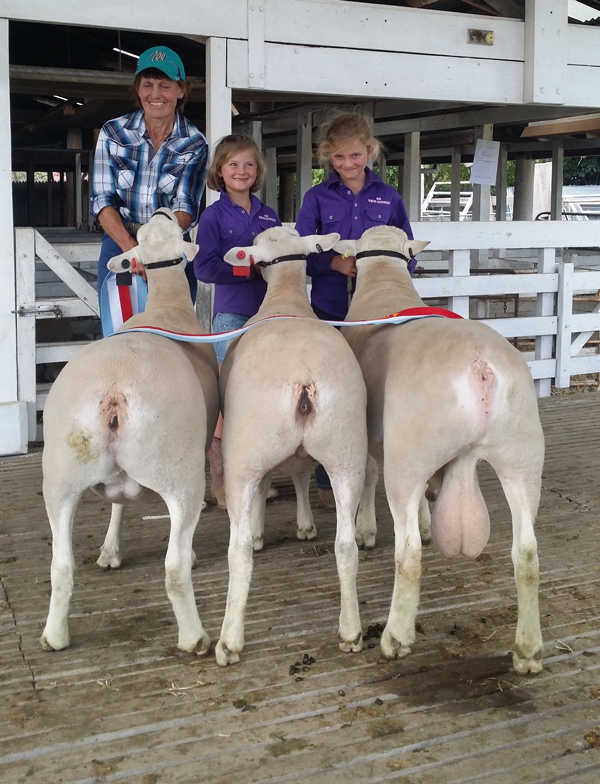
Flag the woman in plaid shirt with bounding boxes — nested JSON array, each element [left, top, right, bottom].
[[91, 45, 208, 312]]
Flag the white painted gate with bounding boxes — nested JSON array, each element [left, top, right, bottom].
[[14, 229, 100, 442]]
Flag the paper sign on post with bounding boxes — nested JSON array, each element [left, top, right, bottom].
[[470, 139, 500, 186]]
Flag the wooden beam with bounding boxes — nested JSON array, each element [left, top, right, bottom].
[[521, 114, 600, 137]]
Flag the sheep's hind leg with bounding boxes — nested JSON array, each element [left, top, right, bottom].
[[355, 455, 378, 550], [97, 503, 125, 569], [250, 473, 270, 552], [329, 473, 363, 653], [495, 468, 543, 674], [293, 469, 316, 541], [216, 479, 257, 666], [163, 496, 209, 655], [380, 484, 423, 660], [40, 491, 79, 651]]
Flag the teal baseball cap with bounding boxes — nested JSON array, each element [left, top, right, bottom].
[[135, 46, 186, 81]]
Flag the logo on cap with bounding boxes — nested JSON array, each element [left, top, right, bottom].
[[151, 51, 166, 62]]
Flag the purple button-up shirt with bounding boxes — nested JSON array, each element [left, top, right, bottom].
[[295, 168, 414, 319], [194, 191, 281, 318]]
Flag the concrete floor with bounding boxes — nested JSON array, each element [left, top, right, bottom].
[[1, 392, 599, 784]]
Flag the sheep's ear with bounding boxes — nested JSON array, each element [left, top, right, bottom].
[[332, 239, 358, 257], [406, 239, 430, 256], [177, 240, 199, 259], [301, 232, 340, 254], [107, 247, 144, 272]]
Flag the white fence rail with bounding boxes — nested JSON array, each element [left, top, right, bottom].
[[14, 221, 600, 441]]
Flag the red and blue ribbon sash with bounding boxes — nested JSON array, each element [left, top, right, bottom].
[[109, 306, 462, 344]]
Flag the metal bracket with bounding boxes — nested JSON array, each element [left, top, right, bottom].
[[468, 29, 494, 46]]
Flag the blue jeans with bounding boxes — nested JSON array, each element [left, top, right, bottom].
[[97, 231, 198, 318], [212, 312, 249, 364]]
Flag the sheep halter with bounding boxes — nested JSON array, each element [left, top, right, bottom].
[[355, 248, 418, 275], [143, 257, 185, 270], [232, 250, 306, 277]]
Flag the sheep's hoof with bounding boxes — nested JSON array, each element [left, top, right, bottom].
[[215, 640, 241, 667], [96, 551, 121, 570], [193, 632, 211, 657], [355, 532, 376, 550], [178, 630, 210, 655], [40, 630, 70, 652], [339, 631, 363, 654], [513, 646, 543, 675], [380, 629, 412, 660], [252, 537, 264, 552], [296, 526, 317, 541]]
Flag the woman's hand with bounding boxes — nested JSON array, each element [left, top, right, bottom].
[[331, 254, 357, 277]]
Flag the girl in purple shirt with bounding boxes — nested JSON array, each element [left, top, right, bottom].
[[194, 135, 281, 507], [295, 112, 414, 321], [295, 112, 415, 505]]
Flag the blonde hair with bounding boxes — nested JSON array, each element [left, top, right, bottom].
[[316, 112, 382, 165], [207, 134, 266, 192]]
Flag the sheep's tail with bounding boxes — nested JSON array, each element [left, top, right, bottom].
[[99, 384, 128, 434], [294, 382, 317, 420]]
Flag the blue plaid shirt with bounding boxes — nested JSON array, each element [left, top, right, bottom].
[[91, 109, 208, 226]]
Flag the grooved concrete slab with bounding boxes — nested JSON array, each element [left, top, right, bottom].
[[1, 393, 599, 783]]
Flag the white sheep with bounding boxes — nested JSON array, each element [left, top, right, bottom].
[[40, 208, 219, 654], [214, 226, 368, 666], [337, 225, 545, 675]]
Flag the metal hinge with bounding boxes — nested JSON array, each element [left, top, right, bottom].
[[13, 304, 63, 318]]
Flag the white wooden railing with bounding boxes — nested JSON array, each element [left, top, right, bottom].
[[14, 221, 600, 440]]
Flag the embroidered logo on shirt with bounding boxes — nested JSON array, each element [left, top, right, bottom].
[[368, 198, 391, 205], [259, 214, 277, 222]]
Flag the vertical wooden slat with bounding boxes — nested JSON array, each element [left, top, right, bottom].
[[556, 260, 574, 388], [448, 250, 470, 319], [535, 247, 556, 397]]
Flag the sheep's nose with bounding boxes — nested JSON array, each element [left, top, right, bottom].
[[121, 259, 130, 269]]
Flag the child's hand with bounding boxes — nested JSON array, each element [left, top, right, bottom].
[[132, 262, 147, 281], [331, 254, 357, 278]]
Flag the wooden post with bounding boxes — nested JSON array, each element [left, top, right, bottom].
[[472, 124, 493, 270], [513, 154, 535, 220], [265, 146, 278, 213], [296, 112, 313, 219], [282, 171, 295, 223], [206, 37, 231, 208], [0, 19, 27, 453], [551, 139, 564, 221], [403, 131, 421, 223], [450, 147, 461, 222]]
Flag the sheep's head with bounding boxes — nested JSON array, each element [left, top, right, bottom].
[[107, 208, 199, 274], [223, 226, 340, 274], [334, 226, 429, 265]]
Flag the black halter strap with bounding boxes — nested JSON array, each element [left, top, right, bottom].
[[143, 257, 184, 270], [152, 209, 177, 222], [258, 253, 306, 267], [355, 249, 414, 263]]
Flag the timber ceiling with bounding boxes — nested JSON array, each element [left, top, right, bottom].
[[9, 0, 600, 172]]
